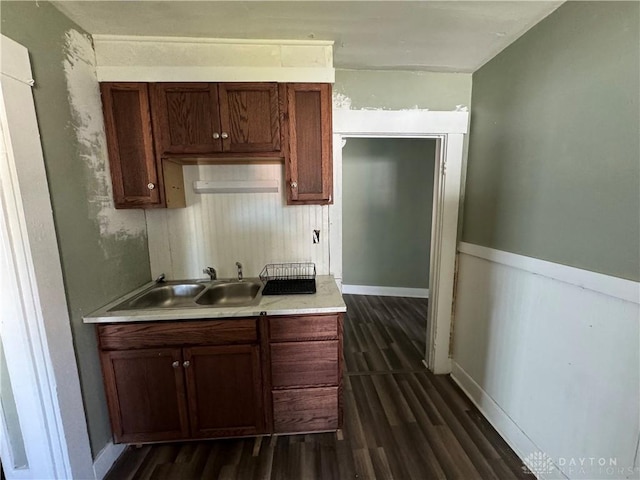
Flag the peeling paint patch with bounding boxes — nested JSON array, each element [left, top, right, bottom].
[[63, 29, 146, 242], [332, 92, 352, 110]]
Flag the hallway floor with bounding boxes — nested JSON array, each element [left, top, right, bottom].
[[105, 294, 529, 479]]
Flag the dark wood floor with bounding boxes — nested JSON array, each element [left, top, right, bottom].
[[105, 295, 529, 480]]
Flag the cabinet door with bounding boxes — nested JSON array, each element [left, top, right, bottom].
[[184, 345, 264, 438], [285, 83, 333, 204], [150, 83, 222, 154], [100, 83, 161, 208], [100, 348, 189, 443], [218, 83, 281, 153]]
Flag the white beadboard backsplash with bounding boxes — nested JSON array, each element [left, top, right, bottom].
[[145, 164, 330, 280]]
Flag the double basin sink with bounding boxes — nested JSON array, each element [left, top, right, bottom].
[[109, 279, 263, 311]]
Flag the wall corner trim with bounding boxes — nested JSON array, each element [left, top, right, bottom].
[[93, 441, 126, 480], [458, 242, 640, 305], [0, 35, 35, 86]]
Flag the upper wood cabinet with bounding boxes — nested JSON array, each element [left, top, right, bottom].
[[150, 82, 281, 156], [100, 81, 332, 208], [285, 83, 333, 205], [219, 83, 282, 153], [100, 83, 162, 208], [150, 83, 222, 155]]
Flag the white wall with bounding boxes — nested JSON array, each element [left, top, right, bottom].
[[146, 164, 330, 280], [452, 243, 640, 479]]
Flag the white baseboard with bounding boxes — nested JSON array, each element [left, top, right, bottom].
[[451, 362, 567, 480], [93, 441, 126, 480], [341, 284, 429, 298]]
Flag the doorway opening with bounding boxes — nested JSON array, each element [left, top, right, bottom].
[[341, 137, 436, 299], [330, 109, 468, 374]]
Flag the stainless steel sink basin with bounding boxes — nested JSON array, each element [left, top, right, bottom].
[[195, 280, 262, 307], [110, 282, 206, 311], [108, 278, 263, 311]]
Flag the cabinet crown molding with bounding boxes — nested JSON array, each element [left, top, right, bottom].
[[93, 35, 334, 83]]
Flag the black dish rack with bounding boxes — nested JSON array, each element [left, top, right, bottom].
[[259, 263, 316, 295]]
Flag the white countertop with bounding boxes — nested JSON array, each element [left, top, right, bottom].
[[83, 275, 346, 324]]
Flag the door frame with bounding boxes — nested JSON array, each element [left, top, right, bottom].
[[0, 35, 94, 479], [330, 109, 469, 374]]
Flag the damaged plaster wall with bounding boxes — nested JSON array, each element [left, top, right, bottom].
[[333, 68, 473, 237], [1, 1, 151, 457], [334, 68, 472, 111], [63, 29, 146, 243]]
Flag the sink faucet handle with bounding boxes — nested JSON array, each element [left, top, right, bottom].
[[203, 266, 217, 280], [235, 262, 243, 281], [155, 273, 166, 283]]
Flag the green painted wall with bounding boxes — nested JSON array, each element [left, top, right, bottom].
[[1, 1, 151, 456], [343, 138, 436, 288], [335, 68, 473, 238], [463, 1, 640, 281], [335, 69, 472, 110]]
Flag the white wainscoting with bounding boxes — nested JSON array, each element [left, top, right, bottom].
[[342, 285, 429, 298], [146, 164, 330, 280], [452, 243, 640, 480]]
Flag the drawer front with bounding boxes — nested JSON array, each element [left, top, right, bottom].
[[98, 319, 257, 350], [269, 315, 338, 342], [273, 387, 338, 433], [270, 340, 338, 388]]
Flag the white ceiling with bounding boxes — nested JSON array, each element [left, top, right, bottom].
[[52, 1, 563, 73]]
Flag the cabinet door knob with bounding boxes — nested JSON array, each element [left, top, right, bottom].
[[172, 361, 179, 368], [290, 181, 298, 189], [147, 183, 156, 190], [183, 361, 190, 368], [212, 132, 220, 139], [221, 132, 229, 139]]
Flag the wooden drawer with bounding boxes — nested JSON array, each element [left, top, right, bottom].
[[273, 387, 338, 433], [98, 319, 257, 350], [270, 340, 338, 388], [269, 315, 338, 342]]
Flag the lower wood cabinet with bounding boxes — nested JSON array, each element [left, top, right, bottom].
[[98, 320, 263, 443], [268, 314, 343, 434], [100, 348, 189, 443], [270, 340, 339, 388], [184, 344, 263, 438], [273, 387, 339, 434], [97, 313, 342, 444]]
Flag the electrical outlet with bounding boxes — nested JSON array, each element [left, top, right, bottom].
[[313, 230, 320, 244]]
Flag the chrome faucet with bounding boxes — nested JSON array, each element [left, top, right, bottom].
[[235, 262, 243, 281], [203, 266, 217, 281], [155, 273, 166, 283]]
